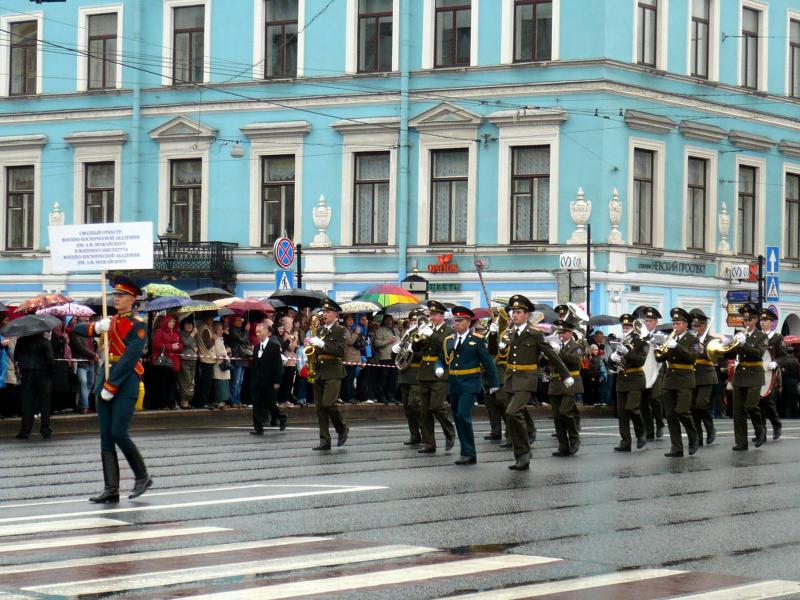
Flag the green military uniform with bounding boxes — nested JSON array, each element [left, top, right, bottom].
[[397, 313, 423, 445], [690, 308, 717, 446], [487, 327, 535, 445], [548, 334, 584, 456], [637, 306, 665, 439], [612, 315, 648, 451], [656, 308, 700, 456], [760, 312, 784, 439]]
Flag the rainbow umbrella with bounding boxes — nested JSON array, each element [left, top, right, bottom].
[[353, 285, 418, 307]]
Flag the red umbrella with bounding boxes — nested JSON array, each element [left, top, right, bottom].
[[226, 298, 274, 313], [16, 293, 73, 314], [472, 308, 492, 320]]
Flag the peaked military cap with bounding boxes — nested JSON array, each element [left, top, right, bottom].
[[555, 314, 585, 333], [619, 313, 636, 326], [507, 294, 534, 312], [320, 298, 342, 312], [450, 306, 475, 320], [689, 308, 709, 322], [427, 300, 447, 313], [738, 303, 758, 318], [408, 307, 427, 319], [670, 307, 691, 323], [554, 304, 570, 318], [111, 275, 142, 297], [760, 307, 778, 321], [635, 305, 662, 320]]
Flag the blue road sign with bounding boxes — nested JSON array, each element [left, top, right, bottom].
[[766, 246, 780, 274], [726, 290, 757, 302], [766, 275, 780, 303], [275, 269, 294, 290], [273, 237, 295, 269]]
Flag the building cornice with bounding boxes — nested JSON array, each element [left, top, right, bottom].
[[624, 110, 676, 134], [778, 139, 800, 159], [678, 120, 727, 143], [0, 134, 47, 150], [240, 120, 311, 140], [728, 129, 775, 151], [64, 130, 128, 147], [330, 116, 400, 136]]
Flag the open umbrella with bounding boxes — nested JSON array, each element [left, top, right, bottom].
[[37, 303, 95, 318], [177, 300, 220, 315], [339, 300, 382, 314], [142, 283, 189, 298], [532, 304, 560, 323], [226, 298, 274, 313], [384, 302, 424, 318], [353, 284, 418, 307], [16, 293, 73, 314], [189, 287, 233, 301], [268, 289, 327, 309], [213, 297, 243, 308], [80, 296, 114, 308], [588, 314, 619, 327], [141, 296, 192, 312], [1, 314, 61, 338]]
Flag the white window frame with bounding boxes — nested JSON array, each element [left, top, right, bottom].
[[0, 11, 43, 97], [781, 161, 800, 261], [632, 0, 668, 70], [738, 0, 768, 91], [682, 146, 717, 253], [627, 137, 666, 248], [66, 131, 126, 224], [156, 144, 210, 241], [421, 0, 479, 70], [253, 0, 305, 79], [345, 0, 400, 74], [500, 0, 560, 64], [785, 9, 800, 97], [733, 155, 766, 257], [77, 4, 124, 92], [685, 0, 719, 80], [0, 136, 45, 252], [161, 0, 212, 85]]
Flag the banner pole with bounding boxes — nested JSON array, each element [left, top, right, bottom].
[[101, 270, 110, 381]]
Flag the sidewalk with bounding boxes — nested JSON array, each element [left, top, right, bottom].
[[0, 404, 617, 438]]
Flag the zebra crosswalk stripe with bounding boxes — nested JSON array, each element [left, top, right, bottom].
[[666, 580, 800, 599], [0, 518, 128, 538]]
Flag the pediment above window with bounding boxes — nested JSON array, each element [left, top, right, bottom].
[[330, 117, 399, 136], [728, 130, 775, 151], [64, 130, 128, 147], [0, 134, 47, 151], [409, 102, 483, 131], [778, 139, 800, 158], [624, 110, 676, 135], [678, 120, 727, 143], [149, 116, 217, 143]]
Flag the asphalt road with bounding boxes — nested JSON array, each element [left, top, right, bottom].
[[0, 416, 799, 599]]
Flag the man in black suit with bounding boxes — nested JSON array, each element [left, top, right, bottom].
[[250, 321, 286, 435]]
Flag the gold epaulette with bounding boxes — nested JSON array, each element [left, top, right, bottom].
[[472, 332, 485, 339]]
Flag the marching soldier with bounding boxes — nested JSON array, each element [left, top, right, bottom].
[[689, 309, 717, 446], [394, 308, 425, 447], [436, 307, 499, 465], [499, 295, 572, 470], [483, 315, 505, 442], [306, 298, 350, 451], [655, 308, 700, 457], [413, 300, 456, 454], [549, 313, 585, 456], [758, 308, 783, 441], [723, 304, 767, 450], [637, 306, 666, 439], [72, 276, 151, 503], [610, 314, 648, 452]]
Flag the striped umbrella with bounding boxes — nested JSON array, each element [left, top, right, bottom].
[[353, 285, 418, 307]]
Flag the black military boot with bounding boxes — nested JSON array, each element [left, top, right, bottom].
[[90, 452, 120, 504], [123, 446, 153, 499]]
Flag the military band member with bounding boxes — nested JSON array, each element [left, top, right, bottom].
[[689, 309, 717, 446], [483, 316, 505, 441], [548, 314, 584, 456], [758, 308, 784, 441], [724, 304, 767, 450], [638, 306, 666, 439], [413, 300, 456, 454], [306, 298, 350, 451], [436, 307, 499, 465], [72, 276, 151, 503], [499, 295, 572, 471], [394, 308, 425, 446], [611, 314, 648, 452]]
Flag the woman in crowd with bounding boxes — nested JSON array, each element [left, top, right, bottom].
[[69, 315, 99, 414], [224, 314, 249, 407], [15, 331, 54, 439], [211, 321, 231, 409], [192, 313, 216, 408], [276, 314, 299, 405], [178, 318, 197, 409], [342, 313, 361, 404], [150, 313, 183, 410], [50, 322, 77, 413], [373, 315, 399, 404], [0, 309, 17, 418]]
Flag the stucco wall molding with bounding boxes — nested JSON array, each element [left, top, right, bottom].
[[678, 120, 727, 143], [728, 130, 775, 151]]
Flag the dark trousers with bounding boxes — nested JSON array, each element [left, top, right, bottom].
[[252, 384, 283, 431], [449, 392, 478, 458], [377, 360, 398, 403], [641, 387, 664, 437], [97, 385, 138, 454], [485, 388, 507, 438], [733, 385, 763, 448], [399, 383, 421, 442], [150, 368, 178, 410], [356, 363, 376, 402], [19, 369, 51, 436], [192, 362, 214, 407], [341, 365, 357, 403], [418, 380, 455, 450], [663, 387, 697, 452], [758, 388, 782, 432], [781, 380, 799, 418], [550, 393, 579, 452], [692, 385, 716, 441], [278, 368, 296, 403], [617, 389, 644, 448], [313, 378, 347, 445]]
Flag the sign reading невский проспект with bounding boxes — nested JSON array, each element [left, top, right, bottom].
[[632, 259, 708, 276], [49, 222, 154, 273]]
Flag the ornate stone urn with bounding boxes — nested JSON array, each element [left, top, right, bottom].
[[311, 194, 332, 248], [48, 202, 65, 227], [717, 201, 730, 253], [607, 188, 623, 244], [567, 187, 592, 244]]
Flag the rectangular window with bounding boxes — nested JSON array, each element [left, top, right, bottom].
[[358, 0, 393, 73], [87, 13, 118, 89], [430, 149, 468, 244], [511, 146, 549, 243], [742, 7, 759, 89], [84, 162, 115, 224], [690, 0, 709, 78], [172, 5, 204, 84], [738, 165, 756, 255], [637, 0, 657, 66], [170, 159, 202, 242], [632, 148, 654, 246], [790, 19, 800, 98], [265, 0, 298, 78], [687, 157, 707, 250], [6, 166, 34, 250], [786, 173, 800, 259], [261, 155, 295, 247], [514, 0, 552, 62], [353, 152, 390, 245], [435, 0, 471, 68], [9, 21, 37, 96]]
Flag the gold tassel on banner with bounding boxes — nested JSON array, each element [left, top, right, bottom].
[[135, 381, 145, 411]]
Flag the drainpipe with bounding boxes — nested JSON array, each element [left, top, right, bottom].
[[396, 0, 411, 280], [131, 1, 143, 220]]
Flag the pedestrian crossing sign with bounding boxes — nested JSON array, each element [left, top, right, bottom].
[[275, 269, 294, 290], [766, 275, 779, 302]]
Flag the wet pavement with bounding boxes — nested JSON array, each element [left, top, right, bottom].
[[0, 417, 798, 598]]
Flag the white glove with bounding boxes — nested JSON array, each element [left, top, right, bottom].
[[419, 325, 434, 338], [94, 318, 111, 334], [498, 341, 507, 350], [548, 339, 560, 350], [768, 361, 778, 371], [309, 336, 325, 348], [489, 387, 499, 394], [434, 366, 444, 378], [100, 388, 114, 401], [616, 344, 629, 356], [611, 351, 622, 363], [564, 376, 575, 388], [391, 343, 402, 354], [734, 332, 747, 344], [666, 338, 678, 349], [488, 322, 499, 334]]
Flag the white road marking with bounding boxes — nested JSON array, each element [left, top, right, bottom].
[[0, 526, 227, 553], [0, 537, 329, 576], [182, 555, 561, 600], [667, 580, 800, 599], [25, 544, 439, 596], [0, 518, 128, 538]]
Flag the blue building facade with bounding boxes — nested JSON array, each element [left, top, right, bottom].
[[0, 0, 799, 333]]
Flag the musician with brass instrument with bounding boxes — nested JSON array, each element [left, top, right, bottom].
[[485, 301, 509, 441], [500, 295, 572, 471], [549, 311, 586, 457], [655, 308, 700, 457], [758, 308, 784, 441], [610, 314, 648, 452], [638, 306, 666, 440], [393, 308, 427, 447], [305, 298, 350, 451], [689, 309, 717, 446], [412, 300, 456, 454]]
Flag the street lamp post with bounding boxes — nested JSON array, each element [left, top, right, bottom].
[[158, 224, 181, 275]]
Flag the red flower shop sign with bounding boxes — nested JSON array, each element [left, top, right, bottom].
[[427, 254, 459, 273]]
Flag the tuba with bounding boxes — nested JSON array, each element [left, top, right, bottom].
[[706, 337, 741, 365], [395, 315, 430, 370], [607, 318, 646, 373], [303, 314, 321, 383]]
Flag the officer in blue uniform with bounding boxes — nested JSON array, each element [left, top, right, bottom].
[[73, 276, 152, 503], [436, 306, 499, 465]]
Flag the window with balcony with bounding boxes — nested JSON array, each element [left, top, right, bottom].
[[687, 157, 707, 250], [741, 7, 759, 89], [9, 21, 37, 96], [265, 0, 298, 78], [786, 172, 800, 259], [87, 13, 118, 89], [172, 5, 204, 83], [636, 0, 658, 67], [430, 149, 468, 244], [632, 148, 654, 246], [85, 162, 115, 224], [358, 0, 393, 73], [511, 146, 549, 243], [170, 159, 202, 242], [261, 155, 295, 247], [514, 0, 551, 62], [6, 166, 34, 250], [435, 0, 471, 68], [790, 19, 800, 98], [353, 152, 390, 245], [690, 0, 709, 78], [738, 165, 756, 255]]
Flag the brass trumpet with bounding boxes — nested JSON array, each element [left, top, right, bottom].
[[303, 314, 321, 383], [653, 330, 676, 361]]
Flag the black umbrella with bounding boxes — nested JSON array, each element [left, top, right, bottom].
[[80, 296, 114, 308], [268, 289, 327, 309], [588, 314, 619, 327], [189, 287, 233, 301], [384, 302, 424, 317], [533, 304, 560, 323], [1, 314, 61, 338]]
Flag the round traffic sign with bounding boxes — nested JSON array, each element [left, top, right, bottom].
[[768, 304, 779, 330], [273, 237, 295, 269]]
